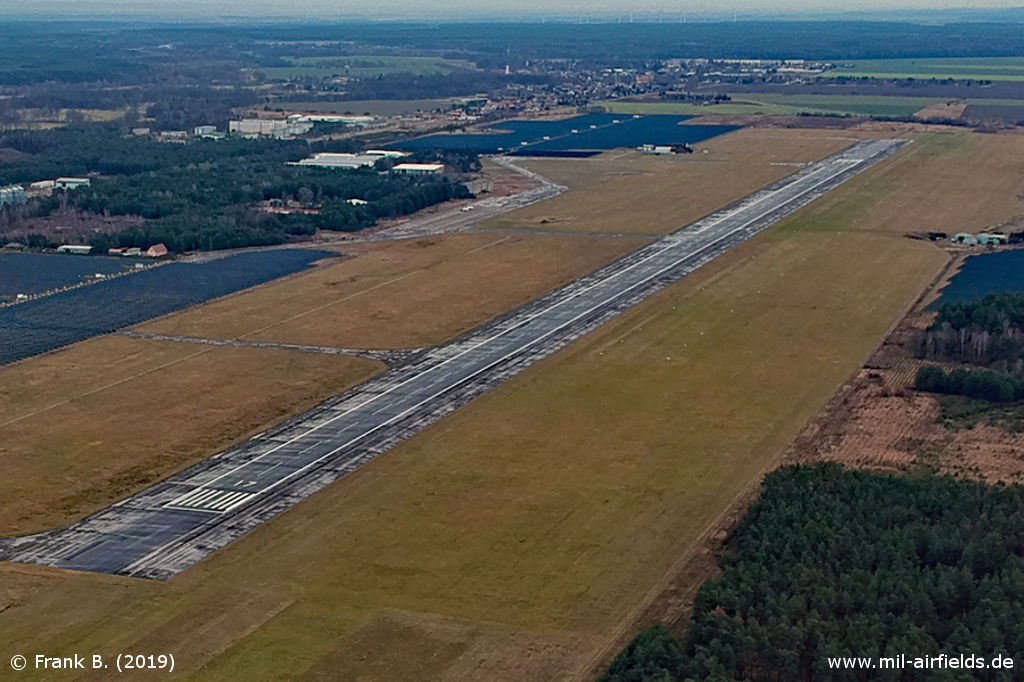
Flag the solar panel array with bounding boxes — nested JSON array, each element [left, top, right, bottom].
[[0, 249, 337, 366], [0, 252, 147, 300], [395, 113, 738, 155]]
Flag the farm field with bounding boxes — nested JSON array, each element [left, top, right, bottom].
[[739, 93, 943, 117], [602, 94, 945, 118], [14, 106, 136, 125], [826, 57, 1024, 81], [962, 102, 1024, 123], [2, 131, 1008, 680], [0, 336, 382, 536], [608, 95, 1024, 120], [138, 232, 647, 349], [601, 99, 807, 116], [278, 98, 460, 116], [256, 55, 477, 80], [480, 126, 865, 236], [784, 132, 1024, 237]]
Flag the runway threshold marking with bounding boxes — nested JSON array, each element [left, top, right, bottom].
[[165, 488, 259, 514]]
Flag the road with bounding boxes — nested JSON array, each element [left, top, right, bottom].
[[348, 156, 568, 242], [0, 139, 907, 579]]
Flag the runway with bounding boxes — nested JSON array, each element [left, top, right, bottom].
[[0, 139, 906, 579]]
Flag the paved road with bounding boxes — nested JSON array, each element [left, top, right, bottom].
[[342, 156, 568, 243], [0, 139, 907, 579]]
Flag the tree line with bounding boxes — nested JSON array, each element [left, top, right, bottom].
[[603, 464, 1024, 681], [915, 364, 1024, 403], [82, 171, 469, 253], [0, 126, 313, 185], [920, 293, 1024, 373]]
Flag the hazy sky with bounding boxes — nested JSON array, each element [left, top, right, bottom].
[[1, 0, 1021, 19]]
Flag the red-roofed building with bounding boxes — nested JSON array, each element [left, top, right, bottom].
[[146, 243, 168, 258]]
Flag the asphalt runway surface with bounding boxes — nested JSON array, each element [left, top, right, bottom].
[[350, 156, 568, 242], [0, 139, 906, 579]]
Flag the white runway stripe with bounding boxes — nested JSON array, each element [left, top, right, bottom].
[[164, 488, 258, 514]]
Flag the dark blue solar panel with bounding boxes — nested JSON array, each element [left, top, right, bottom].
[[0, 249, 337, 366]]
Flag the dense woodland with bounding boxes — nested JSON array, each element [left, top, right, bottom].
[[0, 127, 306, 185], [920, 293, 1024, 373], [0, 126, 472, 252], [912, 294, 1024, 410], [915, 364, 1024, 404], [603, 464, 1024, 681]]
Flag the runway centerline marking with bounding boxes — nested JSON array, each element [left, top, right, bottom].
[[0, 139, 906, 579], [162, 144, 889, 507]]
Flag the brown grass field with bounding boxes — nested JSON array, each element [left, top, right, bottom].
[[0, 337, 382, 535], [139, 233, 648, 349], [786, 131, 1024, 236], [138, 128, 864, 352], [6, 130, 1023, 680], [479, 127, 867, 236]]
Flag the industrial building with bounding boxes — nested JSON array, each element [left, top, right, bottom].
[[229, 118, 314, 139], [296, 114, 375, 127], [229, 113, 375, 139], [54, 177, 91, 190], [156, 130, 189, 143], [290, 152, 379, 169], [951, 233, 978, 245], [26, 180, 56, 198], [391, 163, 445, 175], [975, 233, 1009, 246], [638, 143, 694, 155], [290, 149, 409, 170], [0, 185, 27, 207], [56, 245, 92, 255], [364, 149, 406, 158], [638, 144, 673, 155], [949, 233, 1011, 246], [193, 125, 226, 140]]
